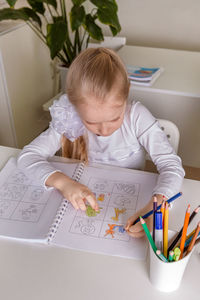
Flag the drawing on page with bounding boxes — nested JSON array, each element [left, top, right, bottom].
[[102, 223, 129, 241], [0, 183, 28, 201], [0, 200, 18, 219], [70, 217, 102, 237], [76, 204, 107, 220], [11, 202, 45, 222], [67, 176, 140, 242], [88, 178, 113, 193], [113, 182, 139, 195], [7, 170, 31, 185], [111, 207, 126, 221], [110, 194, 138, 210], [105, 206, 135, 224], [24, 186, 49, 204]]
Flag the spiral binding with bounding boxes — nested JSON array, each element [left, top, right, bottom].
[[46, 162, 85, 243], [73, 162, 85, 182]]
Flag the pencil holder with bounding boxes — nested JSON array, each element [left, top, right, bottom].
[[149, 231, 193, 292]]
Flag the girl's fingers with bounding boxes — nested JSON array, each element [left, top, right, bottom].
[[125, 215, 137, 230], [127, 230, 145, 238], [83, 192, 99, 211], [76, 198, 87, 211], [70, 199, 79, 210], [129, 222, 143, 233]]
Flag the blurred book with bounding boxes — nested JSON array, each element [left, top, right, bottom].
[[127, 66, 164, 86]]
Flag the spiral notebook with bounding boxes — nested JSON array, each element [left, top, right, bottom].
[[0, 157, 158, 259]]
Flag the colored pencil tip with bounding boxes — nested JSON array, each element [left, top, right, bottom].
[[139, 216, 145, 224], [195, 206, 200, 213]]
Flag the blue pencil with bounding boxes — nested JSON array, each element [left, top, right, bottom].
[[184, 231, 200, 247], [132, 192, 182, 225]]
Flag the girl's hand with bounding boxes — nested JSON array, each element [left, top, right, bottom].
[[125, 194, 165, 238], [125, 213, 153, 238], [46, 171, 99, 211], [60, 179, 99, 211]]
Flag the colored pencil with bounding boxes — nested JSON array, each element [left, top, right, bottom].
[[185, 222, 200, 255], [153, 196, 157, 241], [179, 204, 190, 259], [160, 199, 165, 224], [140, 216, 157, 253], [184, 237, 200, 253], [174, 247, 181, 261], [163, 202, 169, 257], [168, 205, 200, 254], [156, 250, 168, 262], [168, 250, 174, 262], [184, 231, 200, 247], [132, 192, 182, 225]]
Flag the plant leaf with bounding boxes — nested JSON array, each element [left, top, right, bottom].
[[6, 0, 18, 8], [34, 0, 57, 9], [22, 7, 42, 27], [27, 0, 45, 14], [46, 21, 68, 59], [109, 25, 118, 36], [0, 8, 41, 27], [97, 8, 121, 33], [83, 14, 103, 41], [90, 0, 118, 12], [72, 0, 86, 5], [70, 5, 85, 31]]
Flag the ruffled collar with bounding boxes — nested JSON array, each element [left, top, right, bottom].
[[49, 94, 85, 142]]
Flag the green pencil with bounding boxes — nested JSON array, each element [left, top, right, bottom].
[[168, 250, 174, 262], [156, 250, 168, 262], [140, 216, 157, 253]]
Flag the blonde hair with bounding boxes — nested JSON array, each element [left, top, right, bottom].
[[62, 47, 130, 162]]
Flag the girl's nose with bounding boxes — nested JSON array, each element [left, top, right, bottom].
[[98, 123, 110, 136]]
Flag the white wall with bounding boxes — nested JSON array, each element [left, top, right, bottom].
[[0, 24, 54, 148], [102, 0, 200, 52]]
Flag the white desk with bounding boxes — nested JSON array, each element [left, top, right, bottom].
[[118, 45, 200, 169], [0, 146, 199, 300]]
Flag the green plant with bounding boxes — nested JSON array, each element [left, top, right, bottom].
[[0, 0, 121, 67]]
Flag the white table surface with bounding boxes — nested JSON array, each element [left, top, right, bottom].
[[0, 145, 200, 300]]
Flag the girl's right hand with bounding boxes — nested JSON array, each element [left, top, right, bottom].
[[46, 172, 99, 211]]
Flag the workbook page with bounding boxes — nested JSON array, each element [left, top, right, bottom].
[[0, 158, 77, 241], [53, 163, 158, 259]]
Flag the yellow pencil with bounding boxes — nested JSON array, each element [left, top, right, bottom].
[[163, 202, 169, 257]]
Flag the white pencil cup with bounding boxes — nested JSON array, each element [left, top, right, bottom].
[[149, 235, 193, 292]]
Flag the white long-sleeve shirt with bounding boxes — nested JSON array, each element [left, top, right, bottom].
[[17, 94, 185, 199]]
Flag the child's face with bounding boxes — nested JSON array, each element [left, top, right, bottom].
[[76, 92, 126, 137]]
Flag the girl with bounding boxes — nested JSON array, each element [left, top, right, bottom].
[[17, 48, 185, 238]]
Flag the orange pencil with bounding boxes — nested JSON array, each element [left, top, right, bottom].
[[179, 204, 190, 259], [186, 222, 200, 255]]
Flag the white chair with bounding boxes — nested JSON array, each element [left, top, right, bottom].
[[157, 119, 180, 154]]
